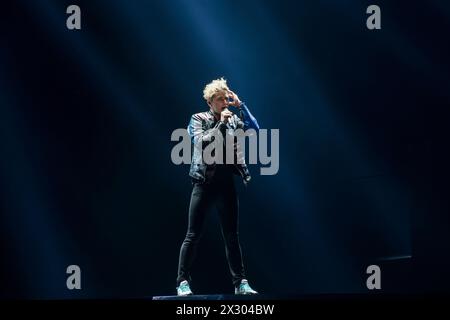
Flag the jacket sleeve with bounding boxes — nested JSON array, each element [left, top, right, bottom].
[[236, 102, 260, 131], [187, 114, 227, 145]]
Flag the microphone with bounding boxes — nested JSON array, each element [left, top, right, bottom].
[[224, 107, 235, 128]]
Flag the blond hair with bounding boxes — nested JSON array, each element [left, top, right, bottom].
[[203, 77, 229, 102]]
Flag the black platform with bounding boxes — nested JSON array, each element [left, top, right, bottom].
[[151, 293, 428, 301], [152, 294, 281, 301]]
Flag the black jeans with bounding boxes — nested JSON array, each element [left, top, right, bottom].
[[177, 166, 246, 288]]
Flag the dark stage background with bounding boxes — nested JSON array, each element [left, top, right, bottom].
[[1, 0, 449, 299]]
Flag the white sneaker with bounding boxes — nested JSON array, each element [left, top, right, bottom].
[[177, 280, 193, 296], [235, 279, 258, 295]]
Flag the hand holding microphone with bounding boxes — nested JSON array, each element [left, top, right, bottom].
[[220, 108, 234, 124]]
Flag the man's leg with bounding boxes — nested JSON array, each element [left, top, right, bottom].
[[215, 181, 246, 287], [177, 183, 212, 286]]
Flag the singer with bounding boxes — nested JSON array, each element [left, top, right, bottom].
[[176, 78, 260, 296]]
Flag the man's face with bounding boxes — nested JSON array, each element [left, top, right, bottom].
[[209, 91, 229, 115]]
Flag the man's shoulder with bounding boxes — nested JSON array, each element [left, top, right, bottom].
[[191, 110, 213, 121]]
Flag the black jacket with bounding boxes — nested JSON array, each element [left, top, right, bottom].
[[187, 103, 259, 184]]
